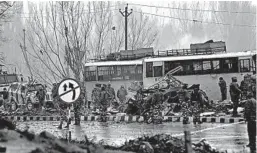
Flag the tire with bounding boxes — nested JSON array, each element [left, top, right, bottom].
[[26, 102, 34, 111]]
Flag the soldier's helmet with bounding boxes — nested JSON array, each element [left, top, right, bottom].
[[182, 84, 188, 89], [219, 77, 223, 80], [154, 85, 159, 89], [232, 77, 237, 82]]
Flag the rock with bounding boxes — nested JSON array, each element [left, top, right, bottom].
[[39, 131, 56, 140], [138, 141, 154, 153], [0, 118, 16, 130], [30, 148, 44, 153], [53, 139, 68, 153]]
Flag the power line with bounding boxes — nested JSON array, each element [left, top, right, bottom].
[[129, 3, 257, 15], [133, 10, 256, 28]]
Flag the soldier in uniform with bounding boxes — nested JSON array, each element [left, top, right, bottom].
[[107, 83, 115, 100], [190, 84, 203, 124], [73, 96, 82, 125], [117, 85, 128, 112], [218, 77, 227, 101], [107, 83, 116, 107], [57, 102, 70, 129], [100, 86, 109, 115], [177, 84, 190, 123], [240, 75, 251, 100], [244, 92, 256, 151], [230, 77, 242, 117], [91, 84, 101, 110], [36, 86, 46, 112]]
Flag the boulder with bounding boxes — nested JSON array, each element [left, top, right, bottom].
[[138, 141, 154, 153], [39, 131, 56, 140]]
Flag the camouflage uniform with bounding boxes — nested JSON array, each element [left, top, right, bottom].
[[100, 87, 109, 115], [230, 77, 241, 116], [91, 84, 101, 110], [244, 93, 256, 151], [57, 102, 70, 129], [240, 75, 252, 100]]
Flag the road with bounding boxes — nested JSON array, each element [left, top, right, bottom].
[[15, 121, 251, 152]]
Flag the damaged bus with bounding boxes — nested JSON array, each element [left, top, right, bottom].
[[143, 50, 256, 101]]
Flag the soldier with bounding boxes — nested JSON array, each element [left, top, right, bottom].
[[218, 77, 227, 101], [190, 84, 203, 124], [117, 86, 128, 104], [100, 86, 109, 115], [36, 86, 46, 112], [57, 102, 70, 129], [73, 97, 82, 126], [240, 74, 252, 100], [151, 85, 163, 109], [244, 92, 256, 151], [177, 84, 190, 104], [107, 84, 115, 99], [91, 84, 101, 110], [230, 77, 242, 117]]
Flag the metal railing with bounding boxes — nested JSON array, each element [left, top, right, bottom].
[[156, 46, 226, 57], [90, 46, 226, 61], [148, 66, 184, 89]]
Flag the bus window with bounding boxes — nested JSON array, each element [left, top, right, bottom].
[[220, 58, 238, 73], [146, 62, 153, 77], [202, 60, 212, 74], [193, 61, 202, 74], [153, 66, 162, 77], [5, 75, 18, 83], [0, 76, 6, 84], [240, 59, 250, 72], [212, 60, 220, 73], [98, 66, 111, 81]]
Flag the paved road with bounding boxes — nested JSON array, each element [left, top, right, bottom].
[[16, 121, 250, 152]]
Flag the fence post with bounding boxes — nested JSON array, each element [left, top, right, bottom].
[[68, 131, 71, 142], [184, 130, 193, 153]]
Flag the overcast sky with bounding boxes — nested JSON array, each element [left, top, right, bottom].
[[0, 1, 256, 78]]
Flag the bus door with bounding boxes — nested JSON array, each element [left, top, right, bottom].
[[238, 56, 251, 73], [143, 61, 165, 89]]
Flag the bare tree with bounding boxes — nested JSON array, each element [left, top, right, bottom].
[[127, 10, 159, 50], [0, 1, 15, 63]]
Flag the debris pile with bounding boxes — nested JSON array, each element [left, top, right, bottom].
[[105, 134, 226, 153]]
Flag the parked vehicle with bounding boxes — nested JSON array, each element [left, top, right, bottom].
[[4, 82, 53, 112]]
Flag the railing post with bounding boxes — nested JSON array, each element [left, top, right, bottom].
[[184, 131, 193, 153]]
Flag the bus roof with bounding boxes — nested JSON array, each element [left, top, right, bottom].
[[85, 59, 143, 67], [144, 50, 257, 62]]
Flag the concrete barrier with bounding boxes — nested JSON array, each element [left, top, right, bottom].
[[1, 115, 244, 124]]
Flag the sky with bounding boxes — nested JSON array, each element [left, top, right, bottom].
[[0, 0, 256, 79]]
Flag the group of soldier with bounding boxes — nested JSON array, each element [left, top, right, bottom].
[[219, 74, 256, 151], [218, 74, 256, 116], [91, 83, 128, 113]]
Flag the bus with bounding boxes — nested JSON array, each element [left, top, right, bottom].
[[84, 47, 256, 101], [84, 59, 143, 101], [143, 50, 256, 101]]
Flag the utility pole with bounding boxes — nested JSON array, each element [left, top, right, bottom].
[[20, 29, 33, 81], [119, 4, 132, 50]]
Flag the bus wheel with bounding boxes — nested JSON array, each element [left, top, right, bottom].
[[26, 102, 34, 111], [10, 101, 18, 112]]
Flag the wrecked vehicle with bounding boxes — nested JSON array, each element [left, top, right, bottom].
[[4, 82, 53, 112]]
